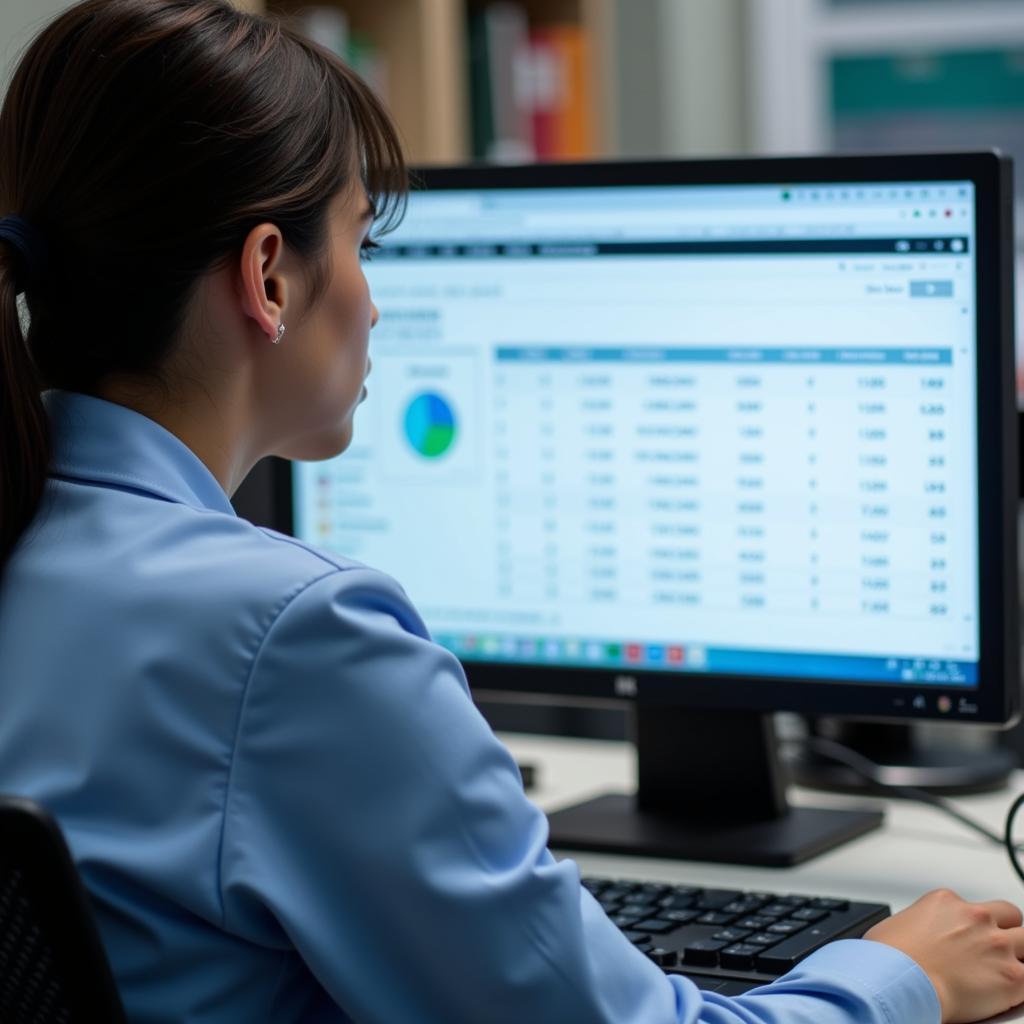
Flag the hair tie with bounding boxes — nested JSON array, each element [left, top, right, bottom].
[[0, 215, 50, 291]]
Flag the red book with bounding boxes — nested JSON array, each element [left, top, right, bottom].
[[529, 24, 593, 160], [528, 28, 560, 160]]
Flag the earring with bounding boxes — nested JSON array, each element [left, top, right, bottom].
[[273, 322, 286, 345]]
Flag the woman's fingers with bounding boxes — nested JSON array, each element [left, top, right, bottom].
[[976, 900, 1024, 930]]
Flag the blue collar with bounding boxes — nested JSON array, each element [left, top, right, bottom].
[[44, 390, 237, 517]]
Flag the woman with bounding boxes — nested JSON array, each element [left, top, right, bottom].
[[0, 1, 1021, 1021]]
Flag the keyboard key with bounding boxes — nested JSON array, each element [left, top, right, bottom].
[[696, 889, 744, 911], [810, 898, 849, 912], [697, 911, 736, 926], [632, 918, 676, 934], [648, 947, 679, 967], [767, 920, 806, 936], [759, 903, 794, 918], [775, 896, 809, 907], [723, 899, 765, 916], [623, 892, 661, 906], [683, 939, 729, 966], [790, 907, 828, 923], [735, 915, 773, 931], [659, 893, 697, 911], [720, 943, 764, 970], [620, 902, 658, 918], [635, 883, 673, 899], [658, 908, 701, 925], [745, 932, 782, 947], [712, 927, 752, 943], [755, 925, 834, 972], [601, 886, 633, 901]]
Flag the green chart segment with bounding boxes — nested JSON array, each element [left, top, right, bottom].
[[404, 392, 457, 458]]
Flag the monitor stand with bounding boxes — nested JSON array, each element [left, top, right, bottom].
[[545, 706, 883, 867], [792, 719, 1015, 796]]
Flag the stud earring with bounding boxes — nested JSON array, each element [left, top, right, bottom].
[[273, 322, 286, 345]]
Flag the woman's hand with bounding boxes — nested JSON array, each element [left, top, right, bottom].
[[865, 888, 1024, 1023]]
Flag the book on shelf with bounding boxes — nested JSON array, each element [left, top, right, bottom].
[[470, 3, 594, 163], [529, 23, 593, 160], [470, 3, 533, 162]]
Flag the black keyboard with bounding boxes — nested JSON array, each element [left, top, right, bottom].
[[584, 875, 889, 996]]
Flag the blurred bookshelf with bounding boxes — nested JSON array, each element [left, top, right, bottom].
[[237, 0, 618, 165]]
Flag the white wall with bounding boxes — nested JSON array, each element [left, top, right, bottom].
[[611, 0, 750, 159], [658, 0, 748, 157], [0, 0, 75, 96]]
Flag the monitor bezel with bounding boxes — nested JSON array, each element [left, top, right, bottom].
[[277, 152, 1018, 726]]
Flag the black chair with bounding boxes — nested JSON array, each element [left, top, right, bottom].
[[0, 796, 126, 1023]]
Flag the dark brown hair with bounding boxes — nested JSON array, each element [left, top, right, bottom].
[[0, 0, 407, 566]]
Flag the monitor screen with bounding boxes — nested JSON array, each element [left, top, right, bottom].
[[288, 155, 1017, 725]]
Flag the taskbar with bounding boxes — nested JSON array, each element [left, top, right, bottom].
[[431, 633, 978, 687]]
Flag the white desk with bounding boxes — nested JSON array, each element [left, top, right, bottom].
[[500, 732, 1024, 1024]]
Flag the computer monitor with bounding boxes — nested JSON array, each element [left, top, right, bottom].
[[280, 152, 1019, 866]]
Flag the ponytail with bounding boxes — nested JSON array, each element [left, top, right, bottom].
[[0, 247, 50, 569]]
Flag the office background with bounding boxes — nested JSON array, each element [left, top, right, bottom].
[[5, 2, 1020, 170], [4, 0, 1023, 756]]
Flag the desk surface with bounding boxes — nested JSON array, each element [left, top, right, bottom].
[[499, 731, 1024, 1024]]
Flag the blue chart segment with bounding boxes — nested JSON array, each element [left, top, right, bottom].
[[404, 392, 457, 458]]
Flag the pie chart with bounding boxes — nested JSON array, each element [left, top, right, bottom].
[[403, 392, 457, 458]]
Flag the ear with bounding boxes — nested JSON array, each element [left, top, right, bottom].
[[237, 223, 290, 340]]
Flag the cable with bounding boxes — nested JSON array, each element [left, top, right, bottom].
[[1005, 791, 1024, 887], [794, 734, 1024, 889], [793, 735, 1005, 846]]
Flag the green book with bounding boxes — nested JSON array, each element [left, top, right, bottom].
[[468, 9, 495, 160]]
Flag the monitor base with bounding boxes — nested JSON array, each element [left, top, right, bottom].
[[794, 721, 1016, 796], [792, 743, 1016, 796], [546, 793, 883, 867]]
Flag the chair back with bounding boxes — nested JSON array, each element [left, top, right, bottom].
[[0, 795, 126, 1023]]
